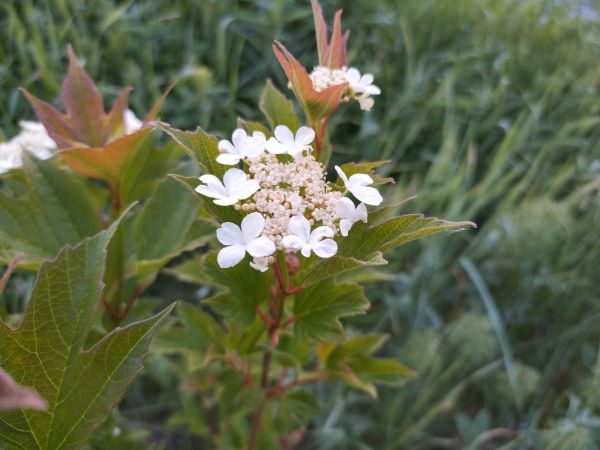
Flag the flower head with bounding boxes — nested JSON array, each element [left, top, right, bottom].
[[266, 125, 316, 156], [335, 165, 383, 206], [308, 66, 381, 111], [217, 129, 266, 165], [336, 198, 367, 236], [282, 215, 338, 258], [216, 212, 276, 268], [196, 168, 259, 206], [0, 121, 57, 174]]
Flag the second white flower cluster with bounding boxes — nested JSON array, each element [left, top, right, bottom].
[[196, 125, 383, 271]]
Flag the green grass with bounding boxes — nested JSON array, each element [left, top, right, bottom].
[[2, 0, 600, 448]]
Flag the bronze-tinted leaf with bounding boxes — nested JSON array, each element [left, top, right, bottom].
[[311, 0, 350, 68]]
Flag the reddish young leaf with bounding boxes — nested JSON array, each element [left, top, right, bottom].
[[0, 368, 47, 412], [21, 45, 132, 149], [273, 41, 347, 122], [311, 0, 350, 68], [58, 127, 154, 183], [143, 81, 177, 124]]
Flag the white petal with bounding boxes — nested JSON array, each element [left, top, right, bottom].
[[347, 173, 375, 188], [287, 215, 311, 242], [199, 174, 221, 184], [231, 128, 248, 147], [295, 127, 315, 146], [244, 133, 267, 158], [358, 96, 375, 111], [334, 165, 349, 185], [214, 196, 239, 206], [309, 226, 334, 244], [250, 260, 269, 272], [351, 186, 383, 206], [339, 219, 353, 237], [229, 179, 259, 200], [356, 203, 368, 223], [216, 222, 244, 245], [274, 125, 294, 144], [366, 85, 381, 96], [218, 139, 236, 154], [216, 153, 242, 165], [312, 239, 338, 258], [335, 197, 356, 219], [345, 67, 361, 85], [361, 74, 374, 85], [281, 235, 305, 250], [195, 177, 227, 199], [217, 245, 246, 268], [301, 244, 313, 258], [241, 212, 265, 242], [286, 144, 305, 156], [222, 168, 248, 189], [266, 137, 288, 154], [246, 237, 276, 257]]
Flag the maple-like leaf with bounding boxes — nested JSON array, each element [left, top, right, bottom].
[[273, 41, 346, 123], [311, 0, 350, 68], [0, 368, 47, 413], [21, 45, 131, 149], [0, 223, 174, 449]]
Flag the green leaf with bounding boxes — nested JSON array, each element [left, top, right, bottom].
[[0, 155, 101, 270], [294, 281, 369, 341], [0, 224, 174, 449], [133, 177, 215, 282], [237, 118, 271, 137], [301, 215, 476, 284], [170, 253, 272, 326], [270, 389, 319, 431], [259, 80, 299, 131], [161, 125, 227, 178], [320, 334, 414, 397]]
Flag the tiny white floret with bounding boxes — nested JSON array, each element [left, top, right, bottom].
[[196, 168, 259, 206], [217, 129, 266, 165], [250, 256, 271, 272], [336, 198, 368, 236], [335, 165, 383, 206], [266, 125, 315, 156], [216, 212, 276, 268], [281, 215, 338, 258]]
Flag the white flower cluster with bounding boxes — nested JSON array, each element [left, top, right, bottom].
[[0, 110, 142, 175], [309, 66, 381, 111], [0, 121, 57, 174], [196, 125, 383, 271]]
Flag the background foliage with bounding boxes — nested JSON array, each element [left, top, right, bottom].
[[1, 0, 600, 448]]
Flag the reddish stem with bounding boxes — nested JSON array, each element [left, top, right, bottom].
[[0, 254, 22, 294]]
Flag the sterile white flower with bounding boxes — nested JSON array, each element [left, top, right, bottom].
[[124, 109, 143, 134], [217, 129, 266, 165], [0, 121, 57, 174], [336, 198, 368, 236], [216, 212, 276, 268], [195, 168, 259, 206], [281, 215, 338, 258], [345, 68, 381, 96], [335, 165, 383, 206], [266, 125, 315, 156]]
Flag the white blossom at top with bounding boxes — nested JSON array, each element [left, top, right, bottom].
[[0, 121, 57, 174], [216, 212, 276, 268], [195, 168, 259, 206], [308, 65, 381, 111], [266, 125, 316, 156], [281, 215, 338, 258], [124, 109, 143, 134], [335, 165, 383, 206], [217, 129, 266, 165], [335, 198, 368, 236]]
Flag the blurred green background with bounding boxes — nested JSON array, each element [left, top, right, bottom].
[[2, 0, 600, 448]]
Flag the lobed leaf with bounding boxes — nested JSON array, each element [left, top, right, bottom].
[[0, 223, 174, 449], [0, 155, 101, 270], [293, 280, 369, 341]]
